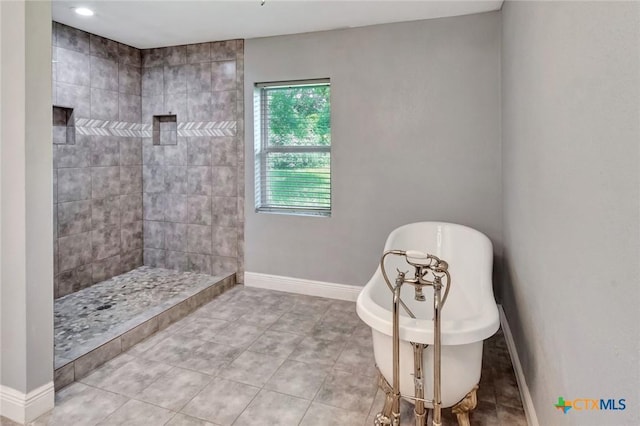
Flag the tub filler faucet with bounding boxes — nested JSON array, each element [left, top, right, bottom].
[[376, 249, 451, 426]]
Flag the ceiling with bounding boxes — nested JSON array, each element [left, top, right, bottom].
[[52, 0, 503, 49]]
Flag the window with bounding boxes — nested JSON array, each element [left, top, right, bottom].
[[254, 79, 331, 216]]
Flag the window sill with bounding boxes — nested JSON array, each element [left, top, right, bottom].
[[255, 208, 331, 218]]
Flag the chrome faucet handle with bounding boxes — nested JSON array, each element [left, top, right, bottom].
[[434, 259, 449, 272]]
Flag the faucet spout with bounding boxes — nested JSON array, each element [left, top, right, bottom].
[[414, 286, 426, 301]]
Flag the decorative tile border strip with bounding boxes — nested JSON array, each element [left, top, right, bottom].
[[75, 118, 149, 137], [74, 118, 236, 137], [178, 121, 236, 137]]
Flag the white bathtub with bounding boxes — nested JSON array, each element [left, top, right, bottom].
[[356, 222, 499, 408]]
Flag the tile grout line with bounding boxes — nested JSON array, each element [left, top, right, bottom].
[[228, 385, 261, 426], [66, 381, 131, 426], [80, 376, 192, 420]]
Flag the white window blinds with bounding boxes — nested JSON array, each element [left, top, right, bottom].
[[254, 79, 331, 216]]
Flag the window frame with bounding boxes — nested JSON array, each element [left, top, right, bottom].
[[254, 79, 331, 217]]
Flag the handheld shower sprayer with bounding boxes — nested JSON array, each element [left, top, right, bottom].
[[405, 250, 430, 264]]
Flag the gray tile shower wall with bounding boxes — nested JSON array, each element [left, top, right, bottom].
[[140, 41, 244, 282], [53, 23, 144, 298], [52, 22, 245, 298]]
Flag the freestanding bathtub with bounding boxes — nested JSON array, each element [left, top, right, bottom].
[[356, 222, 499, 423]]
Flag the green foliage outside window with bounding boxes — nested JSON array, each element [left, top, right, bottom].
[[266, 85, 330, 169]]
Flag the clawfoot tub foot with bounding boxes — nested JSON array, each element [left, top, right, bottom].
[[375, 370, 400, 426], [451, 385, 479, 426]]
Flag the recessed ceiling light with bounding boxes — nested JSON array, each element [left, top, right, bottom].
[[74, 7, 94, 16]]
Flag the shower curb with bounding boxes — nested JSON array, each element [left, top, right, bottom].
[[54, 273, 237, 390]]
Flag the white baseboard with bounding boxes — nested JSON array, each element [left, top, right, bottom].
[[498, 305, 539, 426], [244, 272, 362, 301], [0, 382, 54, 424]]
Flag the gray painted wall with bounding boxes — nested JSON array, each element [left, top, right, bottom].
[[245, 12, 502, 285], [1, 0, 54, 398], [502, 1, 640, 425]]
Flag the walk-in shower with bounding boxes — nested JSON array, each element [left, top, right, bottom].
[[52, 22, 244, 388]]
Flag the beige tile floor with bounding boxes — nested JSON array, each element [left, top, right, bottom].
[[2, 286, 526, 426]]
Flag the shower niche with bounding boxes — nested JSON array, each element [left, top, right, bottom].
[[153, 114, 177, 145], [52, 105, 75, 145]]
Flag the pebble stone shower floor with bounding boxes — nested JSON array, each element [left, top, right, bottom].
[[54, 267, 229, 368], [3, 285, 526, 426]]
